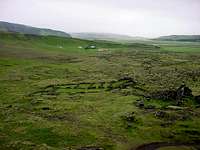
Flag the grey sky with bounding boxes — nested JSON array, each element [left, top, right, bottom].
[[0, 0, 200, 37]]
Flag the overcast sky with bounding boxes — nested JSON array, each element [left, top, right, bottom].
[[0, 0, 200, 37]]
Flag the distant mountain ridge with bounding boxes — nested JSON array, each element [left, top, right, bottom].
[[1, 21, 199, 43], [71, 32, 149, 42], [0, 21, 71, 38], [155, 35, 200, 42]]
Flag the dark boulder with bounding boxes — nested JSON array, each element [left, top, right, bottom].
[[195, 95, 200, 104], [136, 100, 144, 108], [155, 111, 168, 118], [176, 84, 193, 100], [42, 107, 50, 110]]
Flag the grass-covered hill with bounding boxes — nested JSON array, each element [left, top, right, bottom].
[[0, 32, 157, 52], [154, 35, 200, 42], [0, 21, 71, 38]]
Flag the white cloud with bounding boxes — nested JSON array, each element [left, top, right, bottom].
[[0, 0, 200, 37]]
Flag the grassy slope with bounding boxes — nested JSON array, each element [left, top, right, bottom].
[[0, 32, 156, 52], [0, 21, 71, 38], [0, 33, 200, 150]]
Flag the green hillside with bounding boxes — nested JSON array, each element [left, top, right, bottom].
[[0, 21, 71, 38], [154, 35, 200, 42], [0, 32, 157, 52]]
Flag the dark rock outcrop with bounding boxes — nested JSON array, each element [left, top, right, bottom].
[[150, 84, 193, 104]]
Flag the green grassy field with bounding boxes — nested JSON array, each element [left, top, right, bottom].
[[0, 32, 200, 150]]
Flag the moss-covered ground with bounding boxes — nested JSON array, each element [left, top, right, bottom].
[[0, 32, 200, 150]]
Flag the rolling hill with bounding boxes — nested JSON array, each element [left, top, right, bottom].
[[0, 21, 71, 38], [70, 32, 149, 43], [0, 32, 156, 52], [155, 35, 200, 42]]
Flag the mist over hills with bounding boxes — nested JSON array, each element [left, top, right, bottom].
[[1, 21, 200, 42], [70, 32, 149, 42]]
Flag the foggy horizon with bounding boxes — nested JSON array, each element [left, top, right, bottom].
[[1, 0, 200, 38]]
